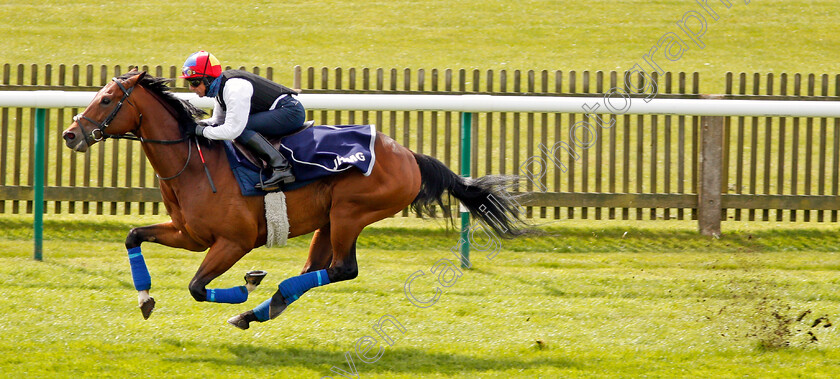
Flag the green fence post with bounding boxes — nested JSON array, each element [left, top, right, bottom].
[[34, 108, 46, 261], [459, 112, 472, 269]]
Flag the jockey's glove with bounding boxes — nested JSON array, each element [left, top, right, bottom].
[[194, 124, 206, 137]]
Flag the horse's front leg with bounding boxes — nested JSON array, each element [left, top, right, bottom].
[[187, 238, 259, 308], [125, 221, 207, 319]]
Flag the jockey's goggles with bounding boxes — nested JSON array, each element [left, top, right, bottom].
[[181, 68, 205, 78]]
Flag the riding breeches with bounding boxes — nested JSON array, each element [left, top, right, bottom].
[[236, 95, 305, 142]]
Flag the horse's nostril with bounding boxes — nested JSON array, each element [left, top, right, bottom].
[[64, 131, 76, 140]]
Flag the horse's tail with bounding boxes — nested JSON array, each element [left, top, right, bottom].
[[410, 153, 529, 238]]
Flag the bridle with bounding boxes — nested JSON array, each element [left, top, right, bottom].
[[73, 77, 194, 181], [74, 78, 143, 145]]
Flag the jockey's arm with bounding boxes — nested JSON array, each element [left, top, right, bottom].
[[200, 101, 225, 126], [202, 78, 253, 140]]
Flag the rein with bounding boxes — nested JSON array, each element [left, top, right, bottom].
[[94, 130, 188, 145], [156, 137, 193, 181]]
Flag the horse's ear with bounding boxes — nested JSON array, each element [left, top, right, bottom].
[[124, 70, 147, 87], [129, 66, 139, 73]]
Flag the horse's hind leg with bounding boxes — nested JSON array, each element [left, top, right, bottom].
[[300, 224, 333, 274], [227, 221, 362, 330]]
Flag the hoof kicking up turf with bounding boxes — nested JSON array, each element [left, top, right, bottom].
[[140, 297, 155, 320]]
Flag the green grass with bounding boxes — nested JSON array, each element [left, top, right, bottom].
[[2, 215, 840, 378]]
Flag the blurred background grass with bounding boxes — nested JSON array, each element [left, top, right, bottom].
[[1, 0, 837, 93]]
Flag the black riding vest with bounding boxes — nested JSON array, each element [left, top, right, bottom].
[[215, 70, 297, 113]]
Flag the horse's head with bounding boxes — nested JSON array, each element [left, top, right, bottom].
[[62, 70, 146, 152]]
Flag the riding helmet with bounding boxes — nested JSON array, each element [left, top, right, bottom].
[[180, 50, 222, 79]]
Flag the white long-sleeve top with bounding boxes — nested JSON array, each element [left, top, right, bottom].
[[201, 78, 254, 140]]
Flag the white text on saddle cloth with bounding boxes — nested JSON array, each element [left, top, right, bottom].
[[333, 152, 366, 169]]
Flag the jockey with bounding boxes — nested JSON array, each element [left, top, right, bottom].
[[181, 50, 304, 190]]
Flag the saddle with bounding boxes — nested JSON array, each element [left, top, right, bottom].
[[222, 121, 377, 196], [233, 120, 316, 168]]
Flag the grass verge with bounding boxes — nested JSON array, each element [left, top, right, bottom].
[[1, 215, 839, 377]]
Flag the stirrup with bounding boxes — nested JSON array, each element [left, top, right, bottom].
[[255, 168, 295, 191]]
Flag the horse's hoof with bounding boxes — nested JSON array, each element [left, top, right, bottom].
[[140, 297, 156, 320], [244, 270, 268, 286], [227, 313, 251, 330]]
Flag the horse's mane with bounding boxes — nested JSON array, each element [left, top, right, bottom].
[[117, 71, 207, 136]]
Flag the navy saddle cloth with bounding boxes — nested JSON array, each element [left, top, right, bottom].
[[223, 124, 377, 196]]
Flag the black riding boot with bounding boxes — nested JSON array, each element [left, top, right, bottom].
[[242, 133, 295, 191]]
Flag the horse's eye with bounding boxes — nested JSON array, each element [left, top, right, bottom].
[[101, 97, 112, 105]]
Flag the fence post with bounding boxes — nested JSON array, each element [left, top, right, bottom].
[[459, 112, 472, 268], [34, 108, 46, 261], [698, 95, 723, 236]]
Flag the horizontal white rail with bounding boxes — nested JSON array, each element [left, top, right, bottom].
[[299, 94, 840, 117], [0, 91, 213, 108], [0, 90, 839, 117]]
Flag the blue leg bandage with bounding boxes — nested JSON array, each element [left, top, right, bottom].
[[251, 270, 330, 322], [127, 246, 151, 291], [279, 269, 330, 304], [253, 298, 272, 322], [207, 286, 248, 304]]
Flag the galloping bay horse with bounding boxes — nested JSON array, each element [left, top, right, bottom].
[[62, 71, 525, 329]]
